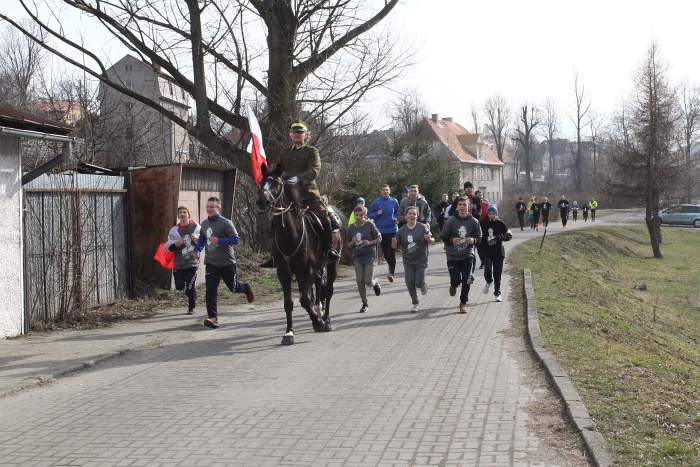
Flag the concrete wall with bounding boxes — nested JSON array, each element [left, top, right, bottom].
[[0, 136, 24, 338]]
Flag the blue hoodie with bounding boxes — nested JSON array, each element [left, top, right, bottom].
[[368, 196, 399, 234]]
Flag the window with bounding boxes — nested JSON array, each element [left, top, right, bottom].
[[168, 82, 173, 95]]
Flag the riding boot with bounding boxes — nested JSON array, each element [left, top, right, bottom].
[[258, 256, 275, 268], [322, 220, 340, 261]]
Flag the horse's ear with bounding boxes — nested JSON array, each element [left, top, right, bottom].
[[272, 162, 284, 177]]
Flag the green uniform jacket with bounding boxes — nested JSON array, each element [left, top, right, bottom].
[[278, 144, 321, 200]]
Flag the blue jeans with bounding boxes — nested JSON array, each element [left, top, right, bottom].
[[205, 263, 248, 318], [482, 256, 504, 296], [447, 257, 474, 304]]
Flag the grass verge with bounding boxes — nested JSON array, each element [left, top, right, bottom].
[[508, 226, 700, 465]]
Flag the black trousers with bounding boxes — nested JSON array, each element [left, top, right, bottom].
[[204, 263, 247, 318], [173, 267, 198, 310]]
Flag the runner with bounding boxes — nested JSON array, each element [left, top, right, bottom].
[[348, 205, 381, 313], [194, 197, 254, 329], [514, 197, 527, 231], [163, 206, 201, 315], [440, 196, 482, 313], [368, 184, 399, 282], [478, 205, 512, 302], [392, 206, 434, 313], [557, 196, 570, 229]]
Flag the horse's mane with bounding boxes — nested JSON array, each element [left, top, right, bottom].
[[282, 179, 304, 221]]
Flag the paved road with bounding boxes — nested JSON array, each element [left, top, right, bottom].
[[0, 217, 600, 466]]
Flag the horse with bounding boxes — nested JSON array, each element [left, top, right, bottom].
[[256, 164, 343, 345]]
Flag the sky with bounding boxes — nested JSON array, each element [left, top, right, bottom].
[[3, 0, 699, 139], [378, 0, 700, 137]]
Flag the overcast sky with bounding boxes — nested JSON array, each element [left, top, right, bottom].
[[3, 0, 698, 139], [379, 0, 700, 137]]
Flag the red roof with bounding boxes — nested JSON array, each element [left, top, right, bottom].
[[421, 117, 503, 165]]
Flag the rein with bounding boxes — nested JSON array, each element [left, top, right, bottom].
[[265, 178, 307, 278]]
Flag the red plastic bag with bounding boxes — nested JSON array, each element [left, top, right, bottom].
[[154, 243, 175, 269]]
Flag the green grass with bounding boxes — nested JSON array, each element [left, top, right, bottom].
[[508, 226, 700, 465]]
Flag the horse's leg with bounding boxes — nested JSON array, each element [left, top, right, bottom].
[[299, 270, 325, 332], [278, 269, 295, 345], [313, 274, 323, 318], [322, 260, 338, 332]]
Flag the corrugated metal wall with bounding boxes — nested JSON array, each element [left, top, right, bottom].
[[23, 173, 129, 325]]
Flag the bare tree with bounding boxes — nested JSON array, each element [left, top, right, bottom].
[[469, 102, 480, 134], [512, 104, 540, 192], [389, 89, 428, 134], [567, 70, 591, 192], [599, 43, 682, 258], [540, 98, 560, 182], [586, 107, 603, 190], [483, 94, 511, 161], [677, 80, 700, 202], [0, 19, 46, 110], [2, 0, 409, 176]]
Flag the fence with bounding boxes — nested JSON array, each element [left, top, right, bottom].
[[23, 173, 129, 327]]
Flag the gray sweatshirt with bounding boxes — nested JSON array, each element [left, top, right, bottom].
[[441, 214, 481, 261]]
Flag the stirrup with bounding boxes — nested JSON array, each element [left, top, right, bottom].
[[327, 248, 340, 261], [258, 257, 275, 268]]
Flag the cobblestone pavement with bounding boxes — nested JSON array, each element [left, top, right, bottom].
[[0, 221, 595, 466]]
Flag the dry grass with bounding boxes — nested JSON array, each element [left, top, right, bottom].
[[509, 226, 700, 465]]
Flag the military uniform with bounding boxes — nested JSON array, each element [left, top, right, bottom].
[[278, 144, 329, 223], [259, 122, 338, 268]]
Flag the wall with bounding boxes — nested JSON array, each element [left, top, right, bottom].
[[0, 136, 24, 338]]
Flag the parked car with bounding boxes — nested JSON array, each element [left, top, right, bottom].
[[657, 204, 700, 228]]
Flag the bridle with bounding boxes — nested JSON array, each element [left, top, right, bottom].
[[260, 176, 307, 278]]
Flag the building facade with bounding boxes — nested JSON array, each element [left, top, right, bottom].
[[421, 115, 505, 203], [99, 55, 191, 167]]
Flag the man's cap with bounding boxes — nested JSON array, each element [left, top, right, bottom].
[[401, 187, 409, 194], [290, 121, 308, 133], [357, 197, 365, 204], [463, 181, 473, 189], [487, 204, 499, 215]]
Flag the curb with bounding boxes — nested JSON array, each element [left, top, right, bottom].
[[0, 350, 127, 399], [523, 268, 614, 467]]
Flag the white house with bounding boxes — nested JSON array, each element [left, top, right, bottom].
[[0, 106, 73, 338], [421, 115, 505, 203]]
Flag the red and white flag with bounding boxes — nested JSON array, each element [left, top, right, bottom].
[[246, 105, 267, 184]]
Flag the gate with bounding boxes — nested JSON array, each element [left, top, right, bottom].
[[23, 173, 129, 327]]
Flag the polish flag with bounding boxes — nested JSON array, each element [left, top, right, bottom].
[[246, 105, 267, 184]]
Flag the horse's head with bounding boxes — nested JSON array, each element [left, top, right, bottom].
[[256, 163, 285, 213]]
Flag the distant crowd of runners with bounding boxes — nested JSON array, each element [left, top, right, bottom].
[[514, 196, 598, 231]]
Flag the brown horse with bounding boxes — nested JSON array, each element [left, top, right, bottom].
[[256, 164, 343, 345]]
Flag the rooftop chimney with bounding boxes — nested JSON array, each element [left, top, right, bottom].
[[443, 117, 453, 123], [432, 114, 439, 123]]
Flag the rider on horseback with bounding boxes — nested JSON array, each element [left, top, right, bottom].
[[259, 121, 340, 268]]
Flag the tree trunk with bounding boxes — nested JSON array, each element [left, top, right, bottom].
[[265, 17, 296, 164], [524, 150, 532, 192]]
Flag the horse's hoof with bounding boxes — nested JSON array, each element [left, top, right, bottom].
[[281, 334, 294, 345], [312, 319, 325, 332], [323, 320, 332, 332]]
